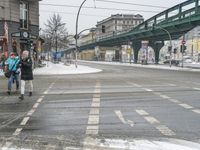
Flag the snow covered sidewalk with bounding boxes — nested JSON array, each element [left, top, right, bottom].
[[33, 61, 102, 75], [80, 60, 200, 72]]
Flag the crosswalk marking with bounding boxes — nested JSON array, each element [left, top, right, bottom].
[[144, 116, 160, 124], [136, 109, 176, 136], [156, 125, 176, 136], [135, 109, 149, 116]]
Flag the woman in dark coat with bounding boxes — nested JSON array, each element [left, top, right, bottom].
[[19, 50, 33, 100]]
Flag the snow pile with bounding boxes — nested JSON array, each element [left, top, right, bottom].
[[83, 137, 200, 150], [33, 61, 102, 75]]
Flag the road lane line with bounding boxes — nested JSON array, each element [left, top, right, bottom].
[[89, 108, 99, 115], [160, 95, 170, 99], [13, 128, 23, 136], [27, 109, 35, 116], [136, 109, 176, 136], [193, 87, 200, 91], [12, 81, 56, 136], [156, 125, 176, 136], [179, 103, 193, 109], [143, 88, 153, 92], [168, 99, 181, 103], [20, 117, 30, 126], [128, 82, 200, 116], [192, 109, 200, 114], [135, 109, 149, 116], [115, 110, 126, 124], [88, 115, 99, 125], [91, 102, 100, 107], [144, 116, 160, 124], [86, 81, 101, 135]]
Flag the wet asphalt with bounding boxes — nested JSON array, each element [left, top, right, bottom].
[[0, 62, 200, 149]]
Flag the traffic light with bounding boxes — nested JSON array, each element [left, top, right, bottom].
[[180, 45, 187, 53], [168, 46, 172, 53], [174, 48, 177, 54]]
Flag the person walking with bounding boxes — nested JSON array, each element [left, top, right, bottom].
[[19, 50, 33, 100], [4, 52, 20, 95]]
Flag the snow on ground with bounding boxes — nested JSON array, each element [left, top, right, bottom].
[[83, 137, 200, 150], [33, 61, 102, 75], [80, 60, 200, 72]]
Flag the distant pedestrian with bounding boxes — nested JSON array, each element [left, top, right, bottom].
[[4, 52, 20, 95], [19, 50, 33, 100]]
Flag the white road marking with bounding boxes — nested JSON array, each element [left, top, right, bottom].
[[33, 102, 40, 109], [88, 115, 99, 125], [86, 125, 99, 130], [156, 125, 176, 136], [136, 109, 176, 136], [167, 84, 176, 86], [115, 110, 126, 124], [37, 97, 43, 103], [20, 117, 30, 126], [144, 116, 160, 124], [143, 88, 153, 92], [12, 81, 56, 137], [92, 97, 100, 102], [193, 87, 200, 91], [179, 103, 193, 109], [192, 109, 200, 114], [93, 94, 100, 98], [160, 95, 170, 99], [13, 128, 23, 136], [89, 108, 99, 115], [91, 102, 100, 107], [115, 110, 135, 127], [168, 99, 181, 103], [27, 109, 35, 116], [86, 81, 101, 135], [135, 109, 149, 116]]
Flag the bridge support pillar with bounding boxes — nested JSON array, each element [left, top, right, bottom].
[[149, 41, 164, 64], [131, 41, 141, 64]]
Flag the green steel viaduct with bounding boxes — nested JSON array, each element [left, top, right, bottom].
[[66, 0, 200, 64]]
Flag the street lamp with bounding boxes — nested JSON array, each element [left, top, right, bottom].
[[75, 0, 87, 68]]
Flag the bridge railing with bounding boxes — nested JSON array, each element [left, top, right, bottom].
[[134, 0, 199, 31], [78, 0, 200, 47]]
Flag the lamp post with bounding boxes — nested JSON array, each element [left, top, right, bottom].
[[75, 0, 87, 68]]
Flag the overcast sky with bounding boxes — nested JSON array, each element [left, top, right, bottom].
[[39, 0, 185, 34]]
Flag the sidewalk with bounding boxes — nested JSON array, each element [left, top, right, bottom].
[[33, 61, 102, 75], [80, 60, 200, 72]]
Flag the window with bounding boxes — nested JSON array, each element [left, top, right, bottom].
[[20, 1, 28, 29]]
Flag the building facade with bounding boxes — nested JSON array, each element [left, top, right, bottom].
[[95, 14, 144, 61], [96, 14, 144, 39], [0, 0, 41, 57]]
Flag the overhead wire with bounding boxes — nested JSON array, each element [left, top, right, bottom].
[[95, 0, 168, 9], [40, 3, 161, 13]]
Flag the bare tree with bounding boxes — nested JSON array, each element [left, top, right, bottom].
[[42, 14, 69, 51]]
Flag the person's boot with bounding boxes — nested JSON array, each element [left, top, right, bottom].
[[19, 94, 24, 100], [29, 92, 32, 97]]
